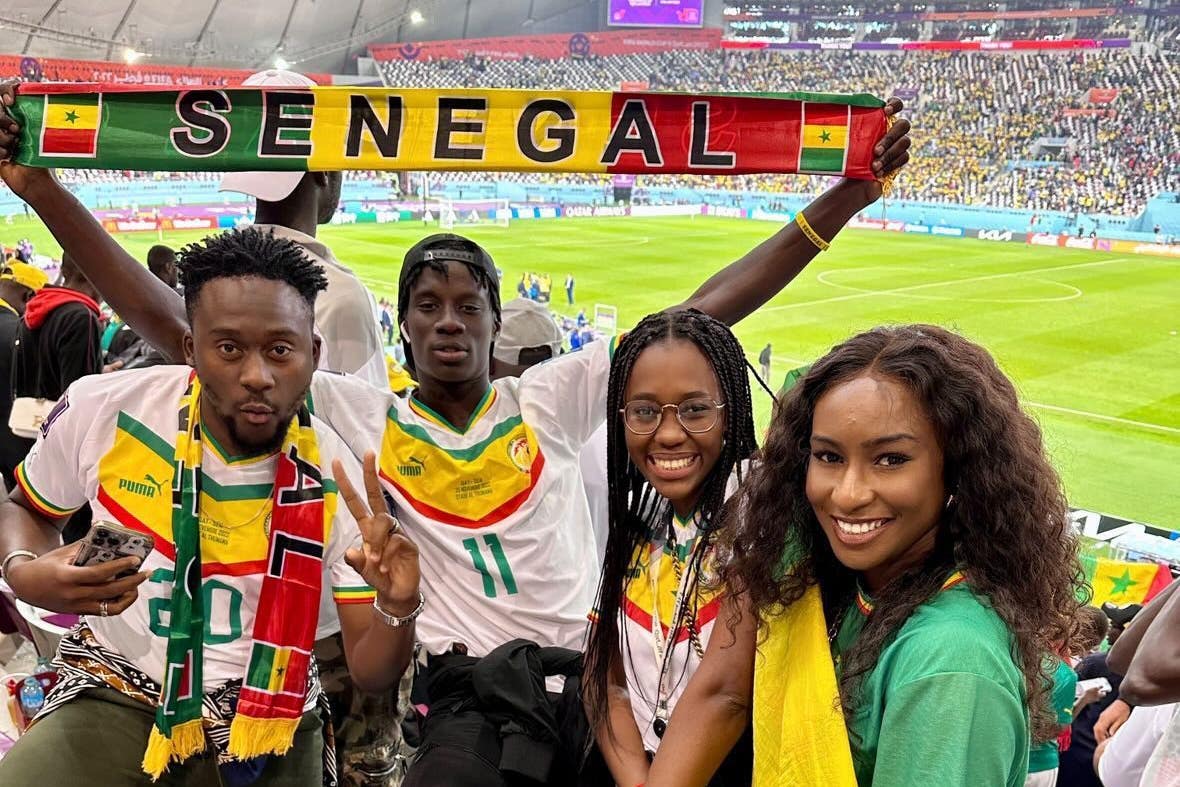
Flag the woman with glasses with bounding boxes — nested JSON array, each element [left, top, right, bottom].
[[581, 308, 766, 787]]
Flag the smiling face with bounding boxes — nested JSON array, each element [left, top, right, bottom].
[[402, 262, 497, 385], [806, 373, 946, 592], [622, 339, 725, 518], [183, 276, 320, 456]]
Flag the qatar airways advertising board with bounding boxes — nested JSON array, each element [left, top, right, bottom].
[[608, 0, 704, 28]]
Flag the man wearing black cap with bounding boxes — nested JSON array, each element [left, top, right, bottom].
[[0, 93, 912, 784]]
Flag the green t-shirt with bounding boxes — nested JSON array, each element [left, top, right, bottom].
[[1027, 658, 1077, 773], [833, 581, 1030, 787]]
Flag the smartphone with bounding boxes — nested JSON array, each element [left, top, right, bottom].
[[1076, 677, 1112, 699], [72, 521, 154, 577]]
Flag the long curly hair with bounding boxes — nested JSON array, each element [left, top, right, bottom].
[[719, 324, 1086, 742], [583, 309, 762, 742]]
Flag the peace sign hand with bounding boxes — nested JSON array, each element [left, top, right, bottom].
[[335, 452, 420, 615]]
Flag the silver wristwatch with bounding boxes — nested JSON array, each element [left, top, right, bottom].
[[372, 592, 425, 628]]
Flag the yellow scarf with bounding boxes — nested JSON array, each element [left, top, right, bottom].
[[752, 585, 856, 786]]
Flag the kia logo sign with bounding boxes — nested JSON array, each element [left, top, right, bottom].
[[977, 229, 1013, 242]]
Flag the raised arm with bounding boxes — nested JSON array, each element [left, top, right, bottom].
[[0, 84, 187, 361], [679, 99, 911, 326], [1120, 583, 1180, 706], [1108, 579, 1180, 675], [648, 595, 757, 787]]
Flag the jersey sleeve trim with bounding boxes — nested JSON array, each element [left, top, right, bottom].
[[14, 461, 80, 518]]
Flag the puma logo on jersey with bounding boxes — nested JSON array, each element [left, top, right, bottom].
[[119, 473, 165, 498], [397, 456, 426, 477]]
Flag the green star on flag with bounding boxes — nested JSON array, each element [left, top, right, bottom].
[[1108, 569, 1138, 598], [63, 110, 79, 124], [819, 129, 832, 143]]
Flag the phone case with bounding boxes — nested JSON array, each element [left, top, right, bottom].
[[73, 522, 155, 574]]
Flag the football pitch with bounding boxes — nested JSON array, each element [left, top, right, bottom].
[[6, 214, 1178, 529]]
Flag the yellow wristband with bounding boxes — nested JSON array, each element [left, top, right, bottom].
[[795, 211, 831, 252]]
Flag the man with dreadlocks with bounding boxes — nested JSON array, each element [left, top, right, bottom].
[[0, 228, 420, 785], [0, 88, 911, 785]]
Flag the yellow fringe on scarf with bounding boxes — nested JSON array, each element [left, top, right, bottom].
[[878, 111, 898, 197], [752, 585, 857, 787], [227, 714, 302, 761], [142, 718, 206, 781]]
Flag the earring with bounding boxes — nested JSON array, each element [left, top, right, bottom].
[[945, 494, 955, 510]]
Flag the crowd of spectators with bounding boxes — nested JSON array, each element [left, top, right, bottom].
[[376, 48, 1180, 217]]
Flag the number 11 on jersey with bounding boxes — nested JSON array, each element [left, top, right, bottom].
[[463, 534, 518, 598]]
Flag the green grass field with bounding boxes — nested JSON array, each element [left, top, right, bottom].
[[6, 214, 1178, 528]]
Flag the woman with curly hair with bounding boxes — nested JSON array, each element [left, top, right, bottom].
[[647, 324, 1086, 787]]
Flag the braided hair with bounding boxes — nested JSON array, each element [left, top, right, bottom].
[[584, 308, 760, 743]]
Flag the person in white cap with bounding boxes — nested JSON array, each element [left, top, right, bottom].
[[221, 69, 389, 394]]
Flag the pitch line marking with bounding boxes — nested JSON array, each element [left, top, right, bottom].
[[763, 257, 1133, 313], [815, 268, 1084, 303], [1026, 402, 1180, 437]]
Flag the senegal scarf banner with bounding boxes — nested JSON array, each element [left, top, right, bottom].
[[11, 83, 888, 177], [143, 374, 326, 779], [1082, 553, 1173, 607]]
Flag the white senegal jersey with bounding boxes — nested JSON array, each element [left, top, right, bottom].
[[309, 336, 616, 658], [15, 366, 376, 699]]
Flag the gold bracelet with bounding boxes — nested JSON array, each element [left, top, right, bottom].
[[795, 210, 831, 252]]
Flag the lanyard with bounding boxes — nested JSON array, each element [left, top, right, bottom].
[[647, 519, 699, 738]]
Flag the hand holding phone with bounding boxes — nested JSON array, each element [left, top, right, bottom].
[[5, 523, 152, 616], [72, 522, 154, 576]]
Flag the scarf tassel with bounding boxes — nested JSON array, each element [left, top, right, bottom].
[[227, 714, 302, 761], [142, 719, 207, 781]]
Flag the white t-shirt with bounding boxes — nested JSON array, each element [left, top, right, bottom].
[[1103, 703, 1180, 787], [579, 424, 609, 567], [15, 366, 375, 701], [308, 336, 616, 659], [256, 225, 388, 391]]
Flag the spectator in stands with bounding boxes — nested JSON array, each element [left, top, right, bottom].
[[1102, 580, 1180, 782], [0, 262, 48, 490], [0, 254, 103, 541], [583, 310, 761, 787], [650, 324, 1085, 787], [490, 297, 563, 380], [220, 70, 389, 393], [0, 229, 418, 786], [1057, 603, 1144, 787], [105, 245, 176, 370]]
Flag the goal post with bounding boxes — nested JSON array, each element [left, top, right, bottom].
[[433, 199, 511, 229]]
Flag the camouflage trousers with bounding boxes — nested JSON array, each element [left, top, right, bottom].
[[315, 633, 416, 787]]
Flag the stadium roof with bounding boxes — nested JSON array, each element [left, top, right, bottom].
[[0, 0, 603, 75]]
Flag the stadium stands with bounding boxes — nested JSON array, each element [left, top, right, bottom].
[[374, 48, 1179, 218]]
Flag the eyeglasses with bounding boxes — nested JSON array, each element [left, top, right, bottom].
[[620, 398, 726, 435]]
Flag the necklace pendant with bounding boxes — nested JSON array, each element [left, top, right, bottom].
[[653, 702, 669, 738]]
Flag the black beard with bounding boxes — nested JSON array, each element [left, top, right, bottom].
[[227, 411, 296, 455]]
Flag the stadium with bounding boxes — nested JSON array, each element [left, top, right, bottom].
[[0, 1, 1177, 785]]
